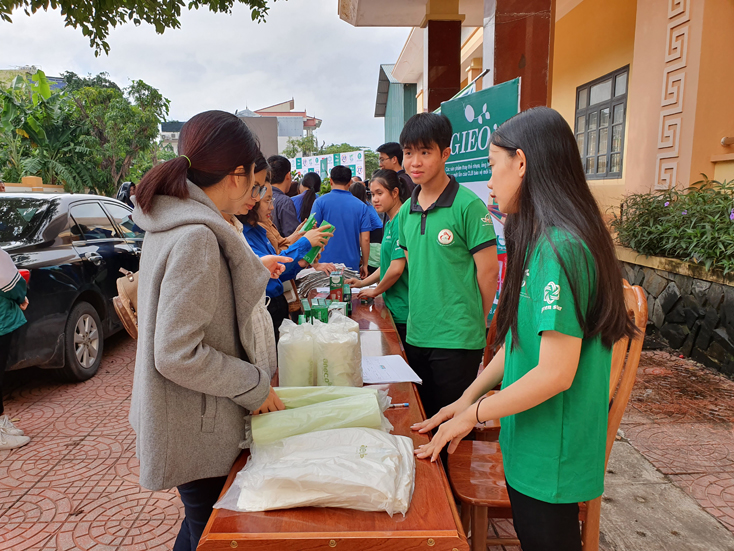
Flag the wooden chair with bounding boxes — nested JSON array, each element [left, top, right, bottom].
[[449, 281, 647, 551], [472, 317, 502, 442]]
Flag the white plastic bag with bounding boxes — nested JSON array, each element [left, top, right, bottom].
[[251, 394, 392, 446], [312, 316, 363, 387], [277, 320, 315, 386], [274, 386, 392, 411], [215, 428, 416, 517]]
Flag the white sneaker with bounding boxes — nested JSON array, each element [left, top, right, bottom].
[[0, 430, 30, 450], [0, 415, 24, 436]]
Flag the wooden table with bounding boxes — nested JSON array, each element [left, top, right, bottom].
[[198, 298, 469, 551]]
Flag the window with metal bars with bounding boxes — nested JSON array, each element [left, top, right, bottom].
[[574, 66, 629, 179]]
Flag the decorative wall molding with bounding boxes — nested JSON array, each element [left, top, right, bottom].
[[655, 0, 691, 190]]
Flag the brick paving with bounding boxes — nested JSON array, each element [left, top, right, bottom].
[[0, 334, 183, 551], [1, 336, 733, 549], [622, 351, 734, 534]]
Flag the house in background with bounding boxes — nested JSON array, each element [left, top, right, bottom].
[[375, 64, 417, 143], [353, 0, 734, 210], [234, 108, 279, 158], [159, 121, 184, 153], [241, 99, 322, 154]]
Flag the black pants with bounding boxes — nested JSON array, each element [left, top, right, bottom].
[[173, 476, 228, 551], [394, 323, 407, 349], [266, 294, 289, 344], [403, 344, 483, 418], [0, 331, 14, 415], [507, 480, 582, 551]]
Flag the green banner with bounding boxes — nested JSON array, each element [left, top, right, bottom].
[[320, 157, 329, 179], [440, 78, 520, 196]]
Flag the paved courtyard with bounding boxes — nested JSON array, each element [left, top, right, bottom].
[[1, 335, 734, 550]]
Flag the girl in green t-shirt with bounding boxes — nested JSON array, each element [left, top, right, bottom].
[[347, 169, 410, 343], [412, 107, 638, 551]]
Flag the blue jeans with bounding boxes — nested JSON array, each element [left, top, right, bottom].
[[173, 476, 228, 551]]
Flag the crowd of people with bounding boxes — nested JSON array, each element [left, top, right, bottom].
[[0, 105, 636, 551]]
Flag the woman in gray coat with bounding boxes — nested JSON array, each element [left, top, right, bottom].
[[130, 110, 287, 551]]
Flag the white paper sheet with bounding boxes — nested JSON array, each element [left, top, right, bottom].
[[362, 356, 422, 385]]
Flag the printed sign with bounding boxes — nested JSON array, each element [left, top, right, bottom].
[[289, 151, 366, 180], [439, 79, 519, 324], [439, 78, 520, 202]]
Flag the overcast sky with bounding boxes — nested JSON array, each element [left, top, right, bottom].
[[0, 1, 409, 150]]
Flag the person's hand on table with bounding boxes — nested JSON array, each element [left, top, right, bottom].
[[252, 386, 285, 415], [19, 297, 29, 311], [359, 287, 379, 299], [261, 255, 292, 279], [413, 406, 476, 462], [312, 261, 336, 275], [345, 277, 363, 288], [411, 396, 472, 435]]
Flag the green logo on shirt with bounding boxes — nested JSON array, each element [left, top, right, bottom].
[[544, 282, 560, 304]]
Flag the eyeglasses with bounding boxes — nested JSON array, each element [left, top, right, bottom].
[[251, 184, 267, 200]]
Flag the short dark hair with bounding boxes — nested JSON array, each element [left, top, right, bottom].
[[400, 112, 453, 152], [330, 165, 352, 185], [376, 142, 403, 165], [267, 155, 291, 184]]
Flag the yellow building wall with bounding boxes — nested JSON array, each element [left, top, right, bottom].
[[550, 0, 637, 211], [691, 0, 734, 184]]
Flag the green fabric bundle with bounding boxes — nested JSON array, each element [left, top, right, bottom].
[[251, 394, 392, 446], [274, 386, 391, 411]]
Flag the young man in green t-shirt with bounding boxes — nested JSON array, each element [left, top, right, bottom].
[[397, 113, 499, 417]]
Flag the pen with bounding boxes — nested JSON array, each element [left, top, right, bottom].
[[389, 403, 409, 408]]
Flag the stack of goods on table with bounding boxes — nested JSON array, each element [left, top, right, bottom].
[[296, 264, 359, 298], [278, 312, 362, 387], [215, 387, 415, 517]]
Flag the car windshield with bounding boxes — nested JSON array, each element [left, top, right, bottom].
[[0, 197, 50, 247]]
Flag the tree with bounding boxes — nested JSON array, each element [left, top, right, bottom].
[[283, 135, 318, 158], [0, 71, 92, 188], [62, 71, 121, 93], [66, 73, 170, 195], [128, 141, 177, 182], [1, 0, 279, 56]]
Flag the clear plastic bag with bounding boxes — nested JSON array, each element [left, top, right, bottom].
[[214, 427, 416, 517], [251, 393, 393, 446], [274, 386, 392, 412], [312, 316, 363, 387], [277, 320, 316, 386]]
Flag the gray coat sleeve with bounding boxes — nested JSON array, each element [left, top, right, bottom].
[[153, 228, 270, 412]]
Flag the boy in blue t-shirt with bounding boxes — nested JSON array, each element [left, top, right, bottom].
[[311, 166, 381, 276]]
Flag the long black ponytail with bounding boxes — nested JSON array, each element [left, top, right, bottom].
[[492, 107, 638, 350], [299, 172, 320, 221]]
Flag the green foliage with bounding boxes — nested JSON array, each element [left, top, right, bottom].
[[128, 142, 177, 182], [0, 70, 170, 196], [0, 71, 93, 189], [1, 1, 279, 56], [320, 177, 331, 195], [283, 135, 318, 158], [61, 71, 121, 92], [612, 176, 734, 274], [65, 72, 170, 195]]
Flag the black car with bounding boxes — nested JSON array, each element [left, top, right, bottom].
[[0, 193, 143, 381]]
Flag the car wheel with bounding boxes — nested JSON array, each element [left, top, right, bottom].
[[60, 301, 104, 382]]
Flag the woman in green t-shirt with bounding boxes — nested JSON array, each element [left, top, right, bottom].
[[412, 107, 638, 551], [347, 169, 410, 344]]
